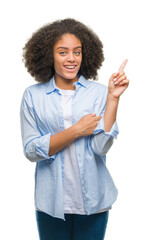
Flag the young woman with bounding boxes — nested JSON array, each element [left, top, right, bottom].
[[20, 18, 129, 240]]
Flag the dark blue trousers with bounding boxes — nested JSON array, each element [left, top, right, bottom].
[[36, 210, 109, 240]]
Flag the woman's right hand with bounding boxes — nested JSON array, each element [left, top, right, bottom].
[[75, 113, 102, 137]]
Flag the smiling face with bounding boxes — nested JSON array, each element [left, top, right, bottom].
[[53, 33, 82, 89]]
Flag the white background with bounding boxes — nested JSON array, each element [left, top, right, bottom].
[[0, 0, 149, 239]]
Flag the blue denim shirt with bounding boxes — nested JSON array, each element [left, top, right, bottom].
[[20, 75, 119, 221]]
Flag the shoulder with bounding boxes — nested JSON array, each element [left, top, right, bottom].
[[80, 75, 107, 92], [21, 82, 49, 108], [22, 82, 49, 99], [88, 79, 107, 89], [86, 79, 108, 96], [81, 77, 108, 105], [24, 82, 48, 94]]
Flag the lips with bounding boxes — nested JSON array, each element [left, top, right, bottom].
[[64, 65, 77, 72], [64, 65, 76, 69]]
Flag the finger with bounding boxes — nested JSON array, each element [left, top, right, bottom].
[[95, 116, 102, 120], [113, 72, 125, 83], [118, 79, 129, 86], [110, 72, 119, 82], [118, 59, 128, 73], [114, 74, 127, 85]]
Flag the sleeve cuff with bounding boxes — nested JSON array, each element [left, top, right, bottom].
[[35, 133, 56, 163], [93, 117, 119, 139], [24, 133, 56, 163]]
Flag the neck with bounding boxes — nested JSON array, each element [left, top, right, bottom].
[[54, 74, 78, 90]]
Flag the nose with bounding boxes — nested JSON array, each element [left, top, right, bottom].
[[67, 52, 75, 62]]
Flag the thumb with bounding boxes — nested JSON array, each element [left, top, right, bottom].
[[91, 113, 96, 116]]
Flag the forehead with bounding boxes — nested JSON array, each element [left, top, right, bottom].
[[54, 33, 82, 49]]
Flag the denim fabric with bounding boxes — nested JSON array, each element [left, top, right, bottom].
[[36, 210, 109, 240]]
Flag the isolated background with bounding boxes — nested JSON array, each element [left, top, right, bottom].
[[1, 0, 149, 239]]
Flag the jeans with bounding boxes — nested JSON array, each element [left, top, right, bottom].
[[35, 210, 109, 240]]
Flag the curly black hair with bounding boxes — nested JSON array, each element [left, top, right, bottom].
[[22, 18, 104, 83]]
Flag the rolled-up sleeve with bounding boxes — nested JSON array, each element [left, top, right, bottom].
[[20, 89, 55, 163], [91, 110, 119, 156]]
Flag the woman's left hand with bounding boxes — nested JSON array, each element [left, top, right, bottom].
[[108, 59, 129, 99]]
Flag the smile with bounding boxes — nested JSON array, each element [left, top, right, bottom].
[[64, 65, 76, 69]]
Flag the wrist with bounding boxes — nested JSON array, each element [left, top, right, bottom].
[[107, 93, 120, 102], [72, 124, 82, 138]]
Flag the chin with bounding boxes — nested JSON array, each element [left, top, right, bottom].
[[62, 72, 78, 80]]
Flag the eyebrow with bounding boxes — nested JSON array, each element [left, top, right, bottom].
[[57, 46, 82, 50]]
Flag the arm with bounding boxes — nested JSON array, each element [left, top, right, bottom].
[[104, 94, 119, 132], [49, 114, 102, 156], [91, 106, 119, 156], [20, 89, 55, 163], [91, 59, 129, 156], [48, 125, 79, 156], [20, 89, 102, 162], [104, 59, 129, 132]]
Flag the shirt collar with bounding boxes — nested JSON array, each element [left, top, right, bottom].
[[45, 75, 59, 94], [45, 75, 88, 94]]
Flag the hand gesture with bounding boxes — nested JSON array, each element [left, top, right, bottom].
[[76, 114, 102, 136], [108, 59, 129, 99]]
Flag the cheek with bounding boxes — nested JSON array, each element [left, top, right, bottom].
[[79, 55, 82, 65], [54, 63, 62, 74], [53, 57, 62, 71], [53, 59, 65, 76]]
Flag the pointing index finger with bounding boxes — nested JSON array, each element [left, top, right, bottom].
[[118, 59, 128, 73]]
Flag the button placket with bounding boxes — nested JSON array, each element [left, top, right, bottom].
[[72, 95, 87, 212], [57, 92, 65, 183]]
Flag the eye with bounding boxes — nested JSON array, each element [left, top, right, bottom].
[[59, 52, 66, 55], [74, 51, 81, 55]]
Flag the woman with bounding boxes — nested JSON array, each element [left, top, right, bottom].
[[20, 18, 129, 240]]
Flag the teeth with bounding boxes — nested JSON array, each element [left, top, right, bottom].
[[65, 66, 75, 69]]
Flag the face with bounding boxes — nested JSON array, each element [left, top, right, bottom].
[[53, 33, 82, 84]]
